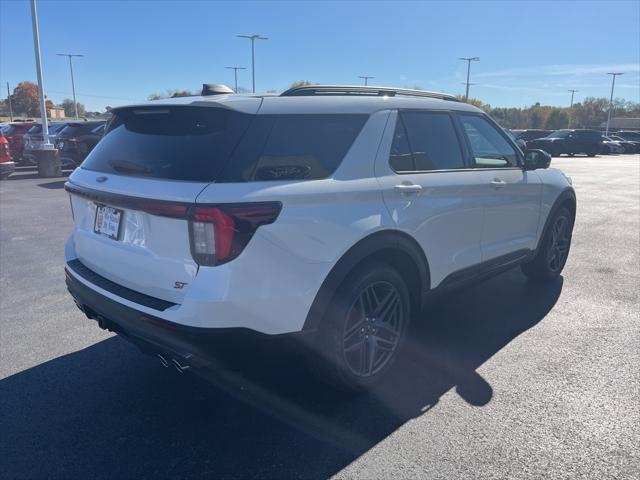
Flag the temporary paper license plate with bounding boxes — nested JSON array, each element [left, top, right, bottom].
[[94, 205, 123, 240]]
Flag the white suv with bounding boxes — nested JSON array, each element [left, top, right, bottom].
[[65, 85, 575, 389]]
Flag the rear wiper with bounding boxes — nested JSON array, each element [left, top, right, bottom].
[[109, 159, 152, 175]]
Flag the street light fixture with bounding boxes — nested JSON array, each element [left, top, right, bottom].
[[568, 89, 578, 128], [225, 66, 246, 93], [56, 53, 84, 119], [237, 34, 268, 93], [605, 72, 623, 136], [460, 56, 480, 102], [358, 75, 375, 86]]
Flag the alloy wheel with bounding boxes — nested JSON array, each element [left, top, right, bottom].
[[547, 215, 571, 272], [342, 281, 404, 378]]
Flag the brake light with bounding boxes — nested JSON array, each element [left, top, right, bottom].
[[0, 137, 10, 163], [188, 203, 282, 266]]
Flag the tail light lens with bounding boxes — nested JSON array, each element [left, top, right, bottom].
[[188, 203, 282, 266], [0, 138, 10, 163]]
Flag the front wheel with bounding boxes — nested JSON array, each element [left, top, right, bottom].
[[310, 261, 411, 391], [522, 207, 574, 282]]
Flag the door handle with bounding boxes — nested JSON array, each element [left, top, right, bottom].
[[490, 179, 507, 189], [394, 183, 423, 194]]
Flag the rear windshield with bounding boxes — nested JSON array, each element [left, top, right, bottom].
[[82, 106, 368, 182]]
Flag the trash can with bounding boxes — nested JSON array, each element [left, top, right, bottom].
[[34, 144, 61, 178]]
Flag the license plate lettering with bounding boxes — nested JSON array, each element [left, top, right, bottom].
[[94, 205, 122, 240]]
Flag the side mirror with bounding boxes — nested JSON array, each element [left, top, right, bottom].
[[524, 149, 551, 170]]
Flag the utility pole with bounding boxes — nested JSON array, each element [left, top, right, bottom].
[[460, 56, 480, 102], [358, 76, 375, 86], [30, 0, 49, 142], [56, 53, 83, 119], [237, 34, 268, 93], [225, 66, 246, 93], [568, 89, 578, 128], [605, 72, 623, 136], [6, 82, 13, 121]]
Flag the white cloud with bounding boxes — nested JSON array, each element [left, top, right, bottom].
[[476, 63, 640, 79]]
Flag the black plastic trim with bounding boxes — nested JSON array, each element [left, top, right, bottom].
[[302, 230, 430, 332], [67, 259, 177, 311]]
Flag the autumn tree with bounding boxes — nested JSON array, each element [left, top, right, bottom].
[[11, 81, 40, 116]]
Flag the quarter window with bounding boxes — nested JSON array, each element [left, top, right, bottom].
[[460, 114, 519, 168], [389, 111, 464, 172]]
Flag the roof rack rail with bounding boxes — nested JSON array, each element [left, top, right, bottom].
[[280, 84, 459, 101]]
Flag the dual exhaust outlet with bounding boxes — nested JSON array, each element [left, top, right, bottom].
[[157, 353, 190, 373]]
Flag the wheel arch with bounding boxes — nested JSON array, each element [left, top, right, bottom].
[[302, 230, 431, 332], [535, 187, 576, 255]]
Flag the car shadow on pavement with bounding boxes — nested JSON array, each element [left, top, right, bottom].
[[1, 269, 562, 479], [36, 180, 67, 189]]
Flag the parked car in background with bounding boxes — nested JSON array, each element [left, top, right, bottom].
[[615, 131, 640, 143], [601, 136, 625, 154], [527, 129, 602, 157], [504, 129, 527, 151], [22, 122, 69, 164], [511, 129, 553, 148], [607, 134, 639, 153], [64, 85, 575, 389], [0, 134, 15, 179], [56, 121, 106, 167], [3, 122, 35, 163]]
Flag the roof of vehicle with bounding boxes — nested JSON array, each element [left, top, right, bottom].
[[111, 85, 483, 116]]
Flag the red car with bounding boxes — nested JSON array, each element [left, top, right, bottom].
[[3, 122, 35, 163], [0, 135, 15, 179]]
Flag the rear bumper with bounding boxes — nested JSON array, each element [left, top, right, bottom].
[[66, 264, 314, 368], [0, 161, 15, 178]]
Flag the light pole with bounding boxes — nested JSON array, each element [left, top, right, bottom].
[[30, 0, 49, 142], [358, 75, 375, 86], [225, 66, 246, 93], [6, 82, 13, 122], [237, 34, 268, 93], [568, 89, 578, 128], [56, 53, 83, 119], [460, 56, 480, 102], [605, 72, 623, 136]]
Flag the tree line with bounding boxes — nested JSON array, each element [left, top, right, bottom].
[[461, 95, 640, 130], [1, 81, 87, 118]]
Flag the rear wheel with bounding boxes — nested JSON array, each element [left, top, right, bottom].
[[586, 148, 598, 157], [310, 261, 411, 391], [522, 207, 573, 282]]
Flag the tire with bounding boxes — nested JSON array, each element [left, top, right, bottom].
[[586, 148, 598, 157], [309, 260, 411, 391], [522, 207, 573, 282]]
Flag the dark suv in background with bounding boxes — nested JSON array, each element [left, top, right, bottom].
[[527, 129, 602, 157], [56, 121, 106, 167]]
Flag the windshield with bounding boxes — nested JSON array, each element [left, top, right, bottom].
[[545, 130, 570, 139]]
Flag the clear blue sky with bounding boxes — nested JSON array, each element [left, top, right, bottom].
[[1, 0, 639, 112]]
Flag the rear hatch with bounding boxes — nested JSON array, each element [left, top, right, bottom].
[[66, 100, 261, 303]]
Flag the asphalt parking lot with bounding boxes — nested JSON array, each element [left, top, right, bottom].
[[1, 156, 639, 480]]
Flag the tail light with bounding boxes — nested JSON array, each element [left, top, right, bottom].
[[63, 184, 282, 267], [188, 203, 282, 266], [0, 138, 10, 163]]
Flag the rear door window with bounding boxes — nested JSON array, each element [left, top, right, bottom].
[[389, 111, 464, 172]]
